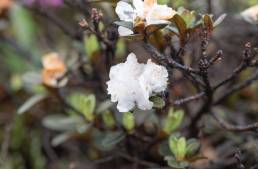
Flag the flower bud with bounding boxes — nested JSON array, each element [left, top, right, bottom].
[[102, 111, 116, 129], [122, 112, 135, 133]]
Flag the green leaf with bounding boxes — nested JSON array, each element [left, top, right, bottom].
[[84, 34, 100, 60], [186, 139, 201, 157], [17, 94, 47, 114], [96, 100, 114, 114], [169, 135, 178, 157], [166, 26, 179, 35], [120, 34, 144, 40], [51, 132, 73, 147], [42, 114, 84, 132], [10, 74, 23, 91], [101, 131, 125, 150], [166, 157, 189, 169], [150, 96, 165, 108], [122, 112, 135, 132], [145, 23, 168, 34], [76, 123, 92, 134], [114, 21, 133, 30], [180, 9, 197, 28], [159, 141, 173, 156], [68, 93, 96, 121], [10, 5, 38, 52], [10, 114, 27, 150], [169, 135, 187, 161], [29, 131, 46, 169], [102, 110, 116, 129], [115, 39, 126, 57], [171, 14, 187, 45], [177, 137, 186, 161], [203, 14, 213, 32], [213, 14, 226, 28], [163, 108, 184, 134]]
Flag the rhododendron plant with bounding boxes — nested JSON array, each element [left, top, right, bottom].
[[2, 1, 258, 169]]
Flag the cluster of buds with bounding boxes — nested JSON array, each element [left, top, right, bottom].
[[91, 8, 103, 25], [243, 42, 252, 64], [199, 29, 210, 73]]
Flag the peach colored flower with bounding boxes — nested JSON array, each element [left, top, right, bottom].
[[0, 0, 12, 14], [41, 52, 67, 88]]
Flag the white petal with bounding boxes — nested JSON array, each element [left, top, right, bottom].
[[117, 97, 135, 112], [146, 19, 170, 26], [115, 1, 135, 22], [118, 26, 134, 36], [133, 0, 144, 17], [127, 53, 137, 62], [139, 59, 168, 93], [146, 4, 175, 24], [241, 5, 258, 24]]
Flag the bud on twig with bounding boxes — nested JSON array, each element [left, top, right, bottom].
[[91, 8, 102, 24], [242, 42, 252, 64]]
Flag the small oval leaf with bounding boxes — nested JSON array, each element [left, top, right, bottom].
[[18, 94, 47, 114], [213, 13, 227, 28]]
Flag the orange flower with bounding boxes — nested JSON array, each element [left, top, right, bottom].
[[41, 52, 67, 88], [0, 0, 12, 14]]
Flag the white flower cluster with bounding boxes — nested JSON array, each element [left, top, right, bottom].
[[115, 0, 177, 36], [107, 53, 168, 112], [241, 5, 258, 24]]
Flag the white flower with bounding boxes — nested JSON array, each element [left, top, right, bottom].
[[241, 5, 258, 24], [115, 0, 177, 36], [107, 53, 168, 112]]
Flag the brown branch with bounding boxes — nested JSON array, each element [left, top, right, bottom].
[[173, 92, 205, 106], [116, 152, 160, 167], [144, 43, 201, 75], [213, 64, 246, 90], [189, 29, 213, 136], [211, 111, 258, 132], [214, 69, 258, 105]]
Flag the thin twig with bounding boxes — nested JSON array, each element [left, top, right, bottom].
[[144, 43, 201, 75], [116, 152, 160, 167], [173, 92, 205, 106], [211, 111, 258, 132], [214, 69, 258, 105]]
